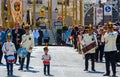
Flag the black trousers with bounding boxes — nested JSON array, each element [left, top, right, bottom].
[[14, 43, 20, 64], [20, 52, 31, 69], [73, 38, 77, 49], [104, 51, 117, 75], [0, 46, 3, 63], [4, 55, 13, 75], [38, 37, 42, 46], [95, 45, 104, 62], [44, 64, 50, 75], [85, 53, 95, 70]]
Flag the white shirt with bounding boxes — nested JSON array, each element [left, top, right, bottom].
[[42, 54, 51, 61], [104, 31, 118, 52], [21, 34, 34, 53], [32, 30, 39, 38], [2, 42, 16, 56], [82, 33, 98, 54]]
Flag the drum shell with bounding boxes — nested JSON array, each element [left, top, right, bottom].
[[7, 55, 15, 63], [17, 48, 28, 58]]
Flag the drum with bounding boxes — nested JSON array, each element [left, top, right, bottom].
[[82, 41, 97, 54], [7, 56, 15, 63], [17, 48, 28, 58]]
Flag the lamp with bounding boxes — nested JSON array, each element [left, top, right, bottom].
[[55, 8, 58, 13]]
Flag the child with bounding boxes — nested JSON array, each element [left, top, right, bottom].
[[42, 46, 51, 75], [2, 33, 16, 76]]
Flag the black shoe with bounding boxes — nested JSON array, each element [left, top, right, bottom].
[[26, 68, 29, 70], [100, 60, 103, 62], [84, 69, 88, 71], [10, 72, 13, 75], [48, 74, 51, 76], [0, 62, 3, 64], [91, 69, 96, 72], [7, 73, 10, 76], [112, 74, 116, 77], [117, 64, 120, 67], [103, 73, 110, 76], [18, 68, 23, 70]]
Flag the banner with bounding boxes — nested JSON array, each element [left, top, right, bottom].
[[96, 7, 103, 25], [10, 0, 23, 23], [0, 1, 2, 26]]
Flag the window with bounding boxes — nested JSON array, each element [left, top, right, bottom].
[[36, 0, 42, 4], [27, 0, 42, 4]]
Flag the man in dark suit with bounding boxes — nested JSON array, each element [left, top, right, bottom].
[[38, 27, 43, 46], [0, 26, 6, 64], [12, 23, 25, 64]]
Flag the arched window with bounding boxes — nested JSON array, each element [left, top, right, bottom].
[[27, 0, 42, 4]]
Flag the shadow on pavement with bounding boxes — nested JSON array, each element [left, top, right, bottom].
[[30, 56, 36, 58], [0, 63, 6, 66], [24, 70, 40, 73], [96, 61, 106, 63], [6, 75, 20, 77], [87, 71, 104, 74], [45, 74, 54, 77], [109, 76, 119, 77]]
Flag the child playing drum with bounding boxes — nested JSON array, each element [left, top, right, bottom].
[[42, 46, 51, 76], [2, 33, 16, 76]]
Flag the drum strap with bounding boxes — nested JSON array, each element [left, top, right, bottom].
[[21, 39, 27, 45], [5, 43, 8, 52]]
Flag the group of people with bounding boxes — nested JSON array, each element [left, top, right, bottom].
[[0, 22, 52, 76], [0, 21, 120, 76], [63, 22, 120, 77], [31, 28, 50, 46], [0, 23, 34, 76]]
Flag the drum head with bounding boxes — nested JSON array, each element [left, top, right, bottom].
[[17, 48, 28, 58], [7, 56, 15, 63]]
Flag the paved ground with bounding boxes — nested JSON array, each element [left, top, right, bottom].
[[0, 46, 120, 77]]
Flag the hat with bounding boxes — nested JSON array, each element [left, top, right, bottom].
[[88, 24, 93, 30], [108, 21, 113, 28], [24, 23, 30, 29], [7, 33, 11, 39]]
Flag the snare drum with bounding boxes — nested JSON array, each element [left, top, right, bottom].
[[17, 48, 28, 58], [7, 55, 15, 63]]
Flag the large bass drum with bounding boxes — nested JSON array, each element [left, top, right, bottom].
[[17, 48, 28, 58]]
